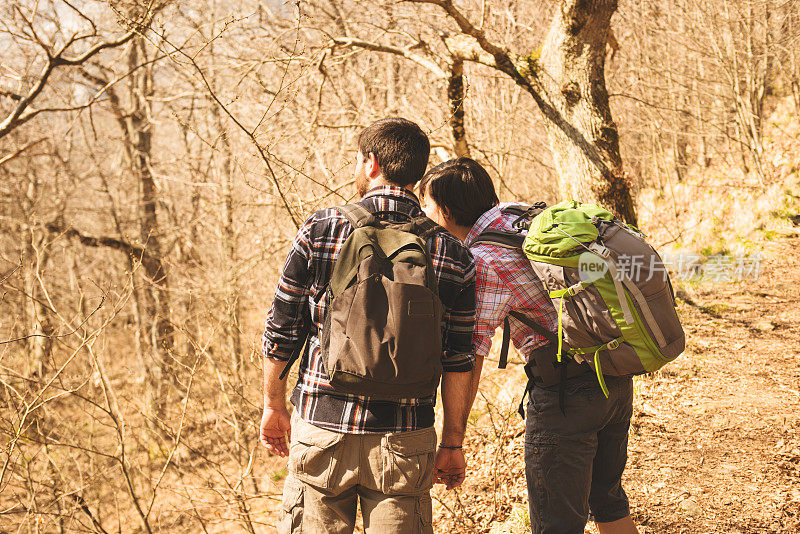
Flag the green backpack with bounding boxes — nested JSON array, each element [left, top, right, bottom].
[[318, 203, 445, 399], [474, 200, 685, 398], [523, 200, 685, 396]]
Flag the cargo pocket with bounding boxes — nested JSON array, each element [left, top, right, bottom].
[[277, 475, 304, 534], [288, 417, 345, 489], [381, 427, 437, 495], [415, 494, 434, 534], [524, 432, 559, 524]]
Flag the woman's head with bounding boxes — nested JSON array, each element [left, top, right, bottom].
[[419, 157, 499, 232]]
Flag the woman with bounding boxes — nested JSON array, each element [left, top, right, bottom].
[[419, 158, 639, 534]]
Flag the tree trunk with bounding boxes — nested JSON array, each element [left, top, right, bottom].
[[215, 110, 243, 389], [22, 179, 52, 383], [448, 58, 470, 158], [539, 0, 637, 224], [205, 17, 244, 400], [23, 242, 52, 382], [128, 36, 173, 427]]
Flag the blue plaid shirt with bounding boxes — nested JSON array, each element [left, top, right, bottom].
[[263, 186, 476, 434]]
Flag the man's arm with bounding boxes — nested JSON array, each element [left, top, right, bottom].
[[260, 357, 292, 456], [260, 217, 315, 456], [441, 370, 473, 446], [468, 352, 486, 410], [435, 252, 477, 490], [436, 369, 473, 489]]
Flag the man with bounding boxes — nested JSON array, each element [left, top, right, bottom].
[[261, 119, 476, 534], [420, 157, 639, 534]]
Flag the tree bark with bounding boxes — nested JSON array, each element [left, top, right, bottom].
[[448, 58, 470, 158], [22, 177, 52, 382], [539, 0, 637, 224], [127, 36, 173, 427], [23, 238, 52, 383]]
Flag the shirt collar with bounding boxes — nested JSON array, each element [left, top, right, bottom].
[[362, 185, 421, 206], [464, 204, 505, 247]]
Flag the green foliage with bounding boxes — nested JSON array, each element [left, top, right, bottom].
[[734, 237, 760, 252], [698, 244, 729, 257], [699, 302, 731, 315], [271, 467, 288, 482], [769, 186, 800, 225], [762, 229, 780, 241], [489, 504, 530, 534], [517, 48, 541, 78], [468, 410, 481, 425]]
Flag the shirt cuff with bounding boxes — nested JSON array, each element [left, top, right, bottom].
[[442, 352, 476, 373], [263, 342, 293, 362], [474, 336, 492, 359]]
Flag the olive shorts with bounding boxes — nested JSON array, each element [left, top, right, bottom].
[[525, 374, 633, 534], [278, 412, 436, 534]]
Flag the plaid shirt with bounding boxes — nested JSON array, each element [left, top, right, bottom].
[[263, 186, 476, 434], [465, 203, 558, 359]]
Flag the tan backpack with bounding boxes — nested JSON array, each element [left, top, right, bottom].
[[318, 204, 445, 399]]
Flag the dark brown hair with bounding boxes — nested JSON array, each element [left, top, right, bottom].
[[419, 158, 499, 227], [358, 118, 430, 187]]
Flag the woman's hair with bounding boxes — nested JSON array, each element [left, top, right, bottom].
[[419, 158, 499, 227]]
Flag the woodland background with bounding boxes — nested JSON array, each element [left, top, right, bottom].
[[1, 1, 799, 532]]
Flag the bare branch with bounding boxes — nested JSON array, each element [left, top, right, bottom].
[[0, 295, 105, 346], [410, 0, 522, 77], [153, 31, 304, 228], [330, 37, 447, 78], [45, 220, 153, 262], [410, 0, 507, 57], [0, 30, 139, 139], [0, 138, 47, 167]]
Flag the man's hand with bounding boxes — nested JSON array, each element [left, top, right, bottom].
[[260, 406, 292, 457], [434, 447, 466, 490]]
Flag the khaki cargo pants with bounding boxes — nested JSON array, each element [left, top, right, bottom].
[[278, 412, 437, 534]]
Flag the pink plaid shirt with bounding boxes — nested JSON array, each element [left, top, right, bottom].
[[465, 203, 558, 359]]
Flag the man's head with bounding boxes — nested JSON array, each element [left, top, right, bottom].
[[419, 157, 499, 238], [354, 118, 431, 197]]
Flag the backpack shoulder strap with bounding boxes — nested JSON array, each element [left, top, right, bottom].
[[278, 320, 311, 380], [504, 201, 547, 232], [409, 215, 445, 239], [498, 310, 558, 369], [471, 202, 547, 249], [335, 203, 376, 228], [499, 204, 531, 217], [471, 229, 526, 249], [508, 310, 558, 345]]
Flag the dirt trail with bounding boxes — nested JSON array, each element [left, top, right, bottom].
[[431, 234, 800, 533], [623, 234, 800, 533]]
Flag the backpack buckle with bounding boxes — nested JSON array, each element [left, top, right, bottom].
[[607, 339, 620, 350], [512, 214, 531, 232], [588, 242, 610, 258]]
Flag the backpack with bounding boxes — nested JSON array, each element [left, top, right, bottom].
[[471, 202, 555, 371], [473, 200, 685, 398], [317, 203, 445, 399], [472, 203, 592, 416]]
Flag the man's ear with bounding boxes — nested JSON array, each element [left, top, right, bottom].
[[365, 152, 381, 179], [438, 205, 456, 227]]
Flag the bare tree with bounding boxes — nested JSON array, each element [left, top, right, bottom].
[[327, 0, 638, 222], [539, 0, 636, 221], [0, 2, 149, 141]]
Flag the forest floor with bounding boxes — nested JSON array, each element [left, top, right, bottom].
[[262, 230, 800, 533]]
